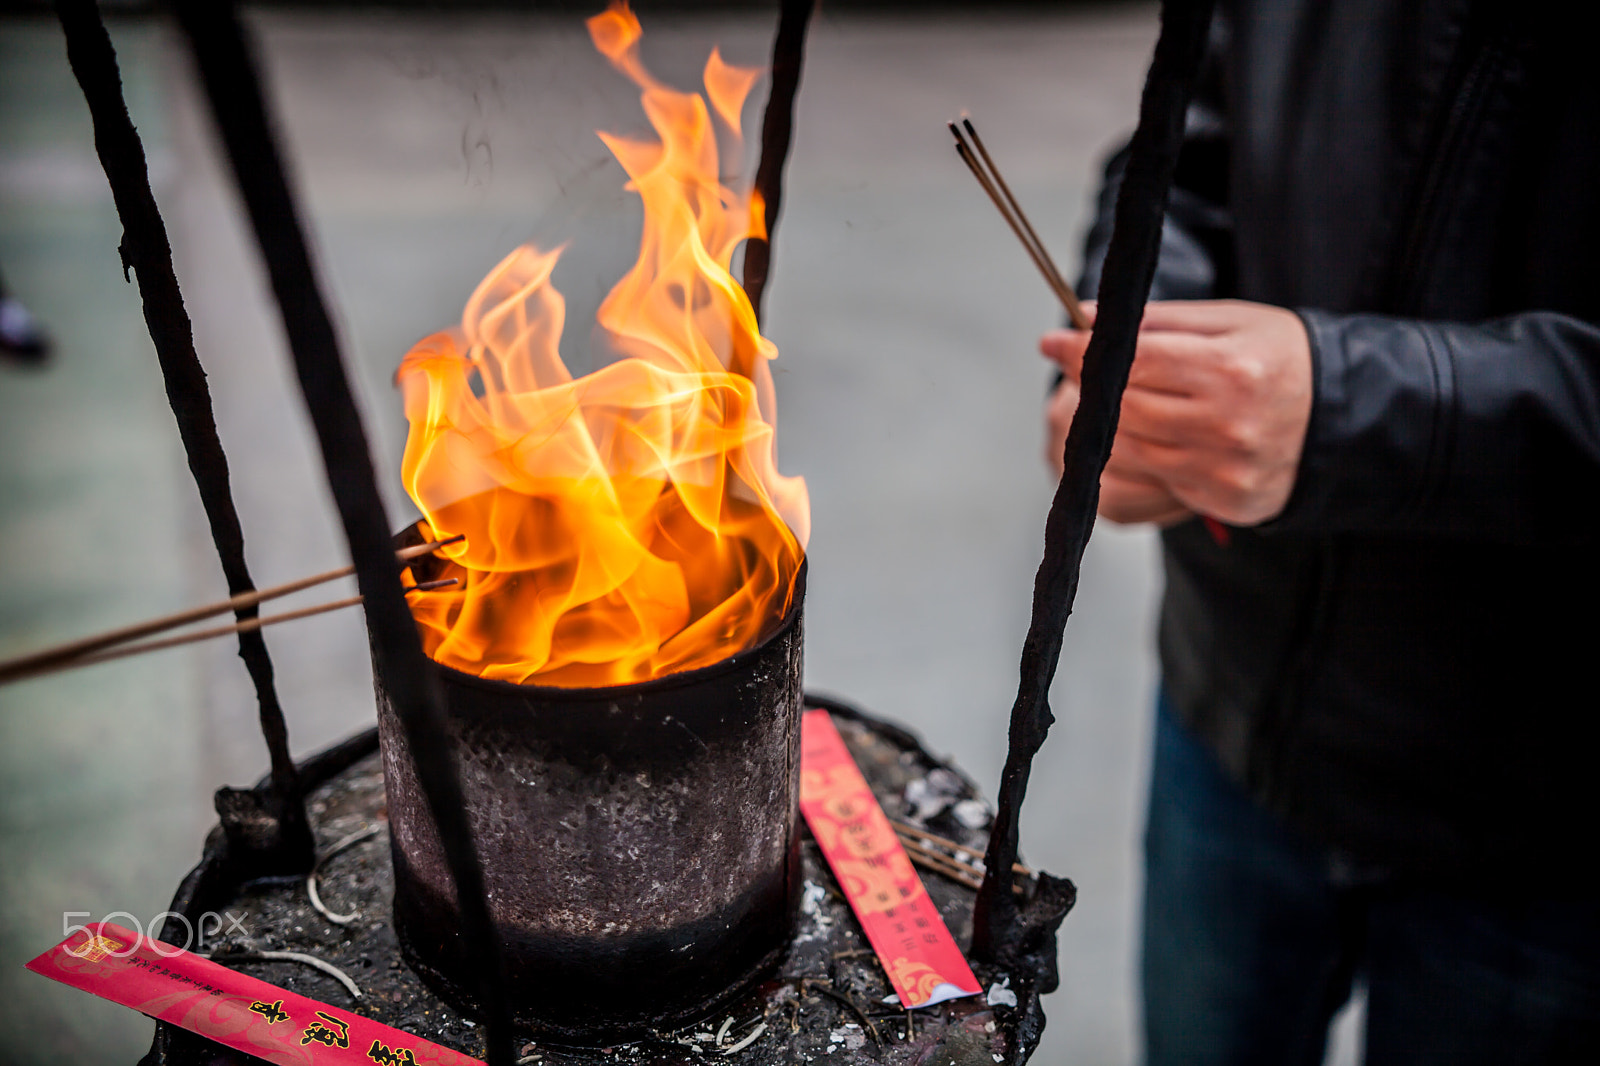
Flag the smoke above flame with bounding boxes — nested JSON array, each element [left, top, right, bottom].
[[396, 2, 809, 688]]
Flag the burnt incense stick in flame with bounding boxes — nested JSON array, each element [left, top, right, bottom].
[[396, 1, 809, 688]]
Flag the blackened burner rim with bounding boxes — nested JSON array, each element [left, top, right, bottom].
[[412, 530, 808, 705]]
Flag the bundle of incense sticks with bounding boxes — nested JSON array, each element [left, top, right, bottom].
[[0, 536, 462, 685], [892, 818, 1032, 894], [949, 116, 1090, 330], [952, 115, 1235, 548]]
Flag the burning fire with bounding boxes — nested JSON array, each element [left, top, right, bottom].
[[396, 3, 808, 688]]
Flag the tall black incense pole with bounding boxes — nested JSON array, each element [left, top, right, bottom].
[[972, 0, 1217, 973], [52, 0, 313, 879], [165, 3, 513, 1063], [743, 0, 814, 327]]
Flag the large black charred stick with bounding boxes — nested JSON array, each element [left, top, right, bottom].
[[742, 0, 814, 327], [972, 0, 1217, 966], [166, 4, 513, 1062], [53, 0, 311, 878]]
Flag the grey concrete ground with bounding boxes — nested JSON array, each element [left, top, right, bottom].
[[0, 6, 1363, 1064]]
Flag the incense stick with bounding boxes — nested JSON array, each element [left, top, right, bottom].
[[950, 118, 1091, 330], [891, 818, 1033, 876], [894, 832, 1027, 896], [0, 536, 463, 684], [898, 837, 983, 890], [960, 118, 1086, 327], [64, 578, 458, 671], [7, 579, 458, 683]]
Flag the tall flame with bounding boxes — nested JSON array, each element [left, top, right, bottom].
[[396, 2, 808, 688]]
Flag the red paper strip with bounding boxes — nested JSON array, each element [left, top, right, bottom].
[[26, 923, 482, 1065], [799, 709, 981, 1009]]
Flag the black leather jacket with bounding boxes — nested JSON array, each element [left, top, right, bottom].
[[1079, 0, 1600, 884]]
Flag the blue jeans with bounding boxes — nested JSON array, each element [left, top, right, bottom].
[[1143, 697, 1600, 1066]]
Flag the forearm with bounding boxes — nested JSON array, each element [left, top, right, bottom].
[[1271, 309, 1600, 543]]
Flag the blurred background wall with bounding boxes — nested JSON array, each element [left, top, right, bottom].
[[0, 4, 1328, 1063]]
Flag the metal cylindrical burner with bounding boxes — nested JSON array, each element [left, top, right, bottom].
[[376, 552, 805, 1043]]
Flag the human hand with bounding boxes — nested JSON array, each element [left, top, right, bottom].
[[1040, 300, 1313, 527], [1045, 351, 1193, 526]]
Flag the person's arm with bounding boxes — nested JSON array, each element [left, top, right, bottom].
[[1273, 309, 1600, 543], [1044, 300, 1600, 543], [1048, 5, 1600, 543]]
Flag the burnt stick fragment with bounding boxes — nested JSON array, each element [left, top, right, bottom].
[[741, 0, 815, 329], [801, 978, 881, 1044], [52, 0, 312, 880], [165, 3, 513, 1063], [970, 0, 1218, 1006]]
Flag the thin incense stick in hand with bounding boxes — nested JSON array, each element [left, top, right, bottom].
[[950, 117, 1091, 330], [0, 535, 463, 683]]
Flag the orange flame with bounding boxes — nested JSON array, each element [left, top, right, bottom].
[[396, 2, 808, 688]]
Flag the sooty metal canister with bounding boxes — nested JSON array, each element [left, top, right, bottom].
[[375, 542, 805, 1043]]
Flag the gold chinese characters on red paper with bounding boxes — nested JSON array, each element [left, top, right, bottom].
[[799, 709, 981, 1009], [26, 923, 481, 1065]]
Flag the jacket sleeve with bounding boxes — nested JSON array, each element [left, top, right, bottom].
[[1269, 310, 1600, 543], [1077, 13, 1234, 304]]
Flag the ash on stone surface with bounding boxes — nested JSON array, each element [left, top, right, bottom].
[[176, 713, 1045, 1065]]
